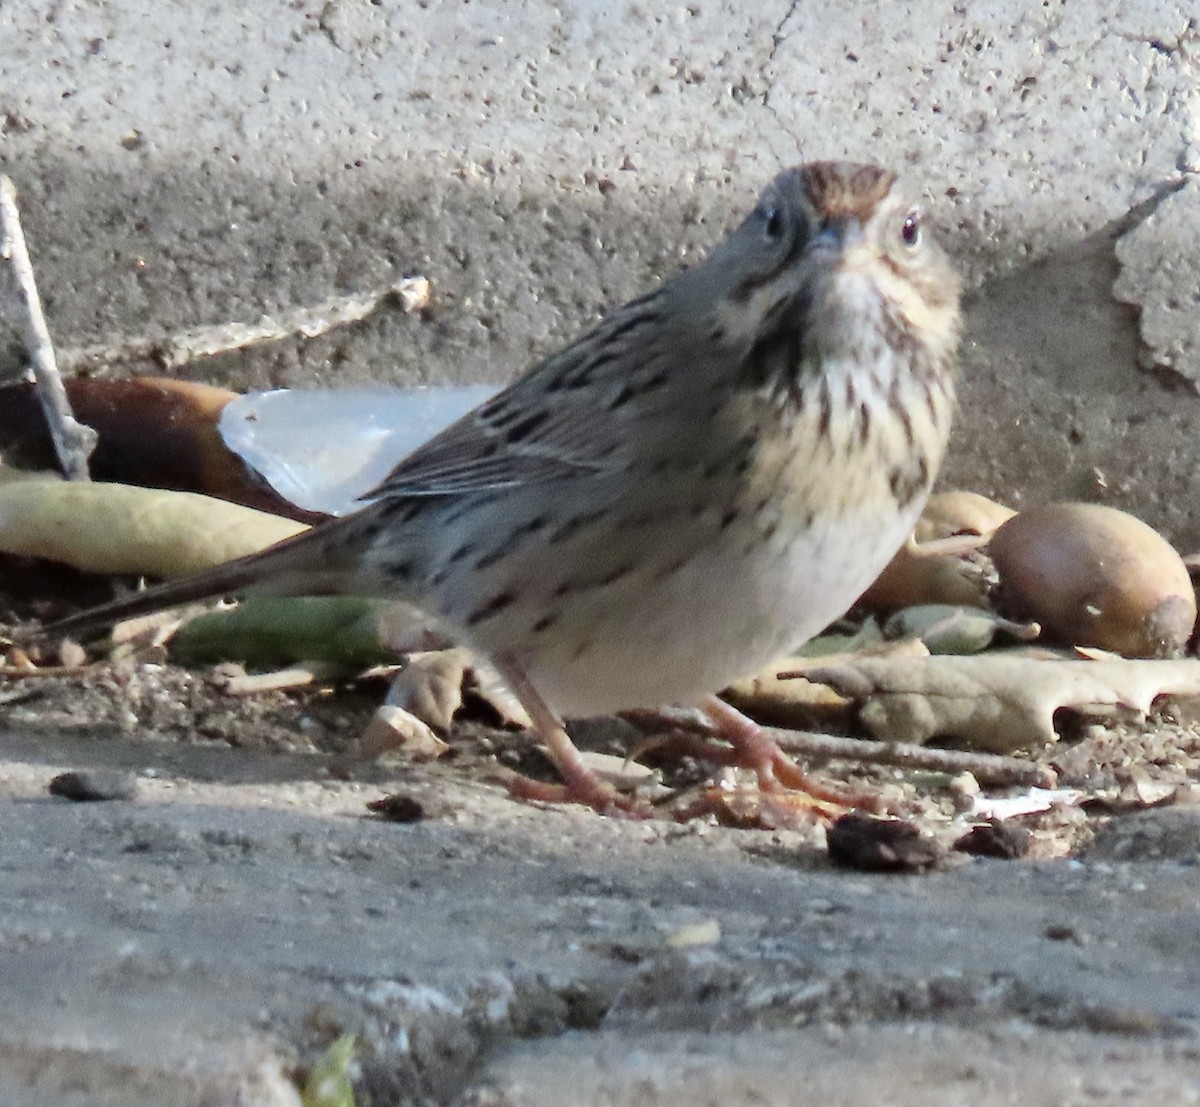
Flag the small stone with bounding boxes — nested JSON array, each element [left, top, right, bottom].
[[366, 793, 429, 823], [48, 769, 139, 802], [57, 638, 88, 668], [953, 820, 1033, 859], [826, 812, 946, 873]]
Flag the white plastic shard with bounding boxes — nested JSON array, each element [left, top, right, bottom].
[[219, 385, 499, 516]]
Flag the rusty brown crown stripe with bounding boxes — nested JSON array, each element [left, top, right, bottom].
[[798, 162, 897, 222]]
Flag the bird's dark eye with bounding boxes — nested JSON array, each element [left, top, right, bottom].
[[901, 210, 922, 248], [762, 204, 784, 241]]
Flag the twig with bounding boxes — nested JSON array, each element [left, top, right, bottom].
[[57, 276, 432, 375], [0, 664, 94, 679], [213, 662, 347, 695], [0, 176, 97, 480], [762, 725, 1057, 788]]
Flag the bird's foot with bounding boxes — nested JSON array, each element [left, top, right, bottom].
[[495, 765, 654, 818], [634, 696, 884, 821]]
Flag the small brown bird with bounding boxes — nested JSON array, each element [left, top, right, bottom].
[[49, 162, 961, 814]]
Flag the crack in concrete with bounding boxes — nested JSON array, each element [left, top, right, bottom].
[[347, 958, 1197, 1102], [1106, 17, 1200, 387], [1119, 18, 1199, 174], [760, 0, 800, 125], [1110, 174, 1191, 240], [1110, 175, 1197, 389]]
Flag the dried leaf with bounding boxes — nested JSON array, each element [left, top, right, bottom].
[[882, 604, 1039, 654], [574, 750, 664, 793], [721, 662, 851, 729], [0, 479, 306, 578], [858, 542, 990, 613], [807, 655, 1200, 753], [352, 704, 448, 762], [469, 659, 533, 728], [969, 787, 1084, 820], [217, 661, 345, 695], [914, 490, 1016, 543], [792, 617, 886, 658], [0, 378, 315, 518], [386, 648, 469, 731]]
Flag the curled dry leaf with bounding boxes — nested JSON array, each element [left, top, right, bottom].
[[914, 490, 1017, 543], [723, 637, 929, 728], [575, 750, 664, 793], [859, 490, 1008, 613], [0, 378, 322, 521], [386, 648, 470, 732], [858, 541, 990, 612], [215, 661, 346, 695], [882, 604, 1039, 655], [722, 661, 852, 729], [352, 704, 449, 762], [0, 480, 306, 579], [468, 660, 533, 728], [989, 503, 1196, 658], [806, 654, 1200, 754]]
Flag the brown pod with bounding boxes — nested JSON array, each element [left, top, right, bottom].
[[858, 544, 989, 612], [914, 490, 1016, 543], [858, 489, 1007, 612], [0, 377, 325, 523], [988, 502, 1196, 658]]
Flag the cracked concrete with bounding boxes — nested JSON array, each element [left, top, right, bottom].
[[5, 1, 1200, 1102], [1115, 176, 1200, 382], [3, 729, 1200, 1106]]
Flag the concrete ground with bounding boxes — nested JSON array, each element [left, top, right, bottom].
[[3, 726, 1200, 1106], [3, 1, 1200, 1103]]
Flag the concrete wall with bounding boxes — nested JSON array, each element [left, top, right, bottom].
[[2, 1, 1198, 537]]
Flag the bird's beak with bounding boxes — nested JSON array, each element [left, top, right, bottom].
[[809, 217, 868, 266]]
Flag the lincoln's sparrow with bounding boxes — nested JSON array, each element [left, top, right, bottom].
[[49, 162, 961, 814]]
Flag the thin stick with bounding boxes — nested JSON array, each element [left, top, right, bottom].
[[58, 275, 431, 375], [761, 725, 1056, 788], [0, 176, 97, 480]]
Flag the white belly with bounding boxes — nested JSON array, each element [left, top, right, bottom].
[[505, 499, 922, 717]]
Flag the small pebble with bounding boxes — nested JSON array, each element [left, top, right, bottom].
[[48, 769, 139, 803], [366, 793, 429, 823], [826, 812, 946, 873], [953, 819, 1033, 859]]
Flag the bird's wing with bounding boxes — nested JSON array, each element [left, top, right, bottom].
[[365, 294, 669, 499]]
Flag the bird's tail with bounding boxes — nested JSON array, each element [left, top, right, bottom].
[[44, 508, 387, 641]]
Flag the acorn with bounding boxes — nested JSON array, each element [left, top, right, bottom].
[[988, 502, 1195, 658]]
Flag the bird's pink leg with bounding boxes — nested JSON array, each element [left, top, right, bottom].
[[696, 695, 873, 815], [490, 656, 652, 817]]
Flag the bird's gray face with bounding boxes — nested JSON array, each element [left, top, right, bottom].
[[707, 162, 961, 377]]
